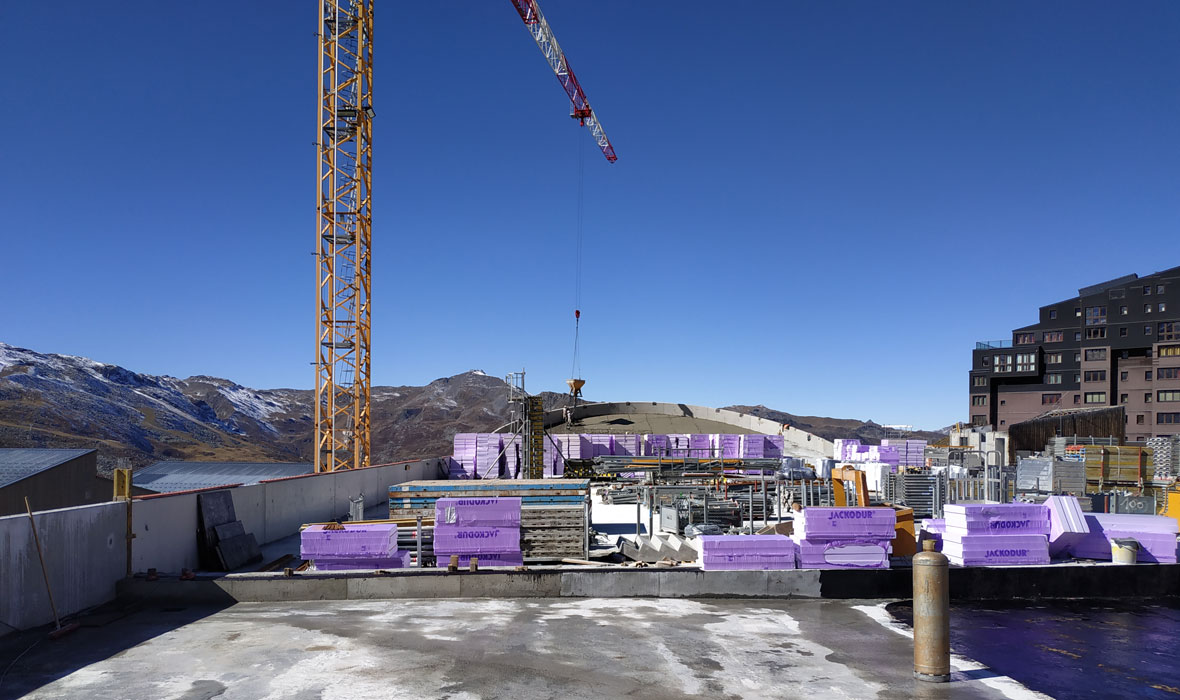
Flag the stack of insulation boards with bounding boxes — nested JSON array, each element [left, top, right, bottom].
[[941, 504, 1050, 566], [1069, 512, 1179, 563], [434, 498, 522, 567], [389, 479, 589, 561], [301, 523, 411, 571], [698, 535, 796, 571], [791, 507, 896, 569]]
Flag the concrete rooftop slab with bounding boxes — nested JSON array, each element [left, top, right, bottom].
[[3, 598, 1024, 699]]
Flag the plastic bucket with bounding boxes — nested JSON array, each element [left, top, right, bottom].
[[1111, 537, 1139, 564]]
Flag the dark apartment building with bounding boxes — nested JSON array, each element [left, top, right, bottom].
[[970, 266, 1180, 441]]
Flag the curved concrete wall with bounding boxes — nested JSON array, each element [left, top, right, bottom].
[[542, 402, 834, 459]]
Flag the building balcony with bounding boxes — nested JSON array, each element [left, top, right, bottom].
[[976, 340, 1012, 350]]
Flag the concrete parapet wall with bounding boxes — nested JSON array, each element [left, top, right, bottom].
[[3, 457, 445, 635], [544, 402, 835, 459], [206, 561, 1180, 603], [0, 502, 127, 634]]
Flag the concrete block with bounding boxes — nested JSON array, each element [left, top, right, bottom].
[[657, 569, 770, 597], [459, 572, 561, 598], [219, 576, 348, 602], [561, 571, 661, 597], [766, 570, 822, 598], [346, 573, 462, 599]]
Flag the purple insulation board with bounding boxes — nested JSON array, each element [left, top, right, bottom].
[[689, 434, 712, 458], [474, 434, 503, 478], [315, 551, 412, 571], [586, 434, 613, 457], [1046, 495, 1090, 557], [454, 552, 525, 568], [301, 524, 398, 558], [701, 555, 796, 571], [667, 434, 691, 458], [435, 497, 522, 528], [793, 508, 897, 540], [614, 434, 641, 457], [645, 434, 669, 457], [699, 535, 796, 556], [796, 540, 891, 569], [719, 434, 741, 459], [766, 435, 785, 459], [742, 435, 766, 459], [943, 503, 1051, 537], [942, 535, 1050, 566], [433, 525, 521, 555], [1070, 514, 1179, 563]]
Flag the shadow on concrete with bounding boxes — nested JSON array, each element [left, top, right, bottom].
[[0, 598, 232, 700]]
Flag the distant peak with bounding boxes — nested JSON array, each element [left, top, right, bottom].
[[469, 370, 487, 376]]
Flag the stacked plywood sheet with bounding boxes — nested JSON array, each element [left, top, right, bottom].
[[941, 504, 1050, 566], [390, 480, 589, 561], [791, 507, 896, 569], [1073, 446, 1153, 489], [301, 523, 410, 571], [698, 535, 796, 570]]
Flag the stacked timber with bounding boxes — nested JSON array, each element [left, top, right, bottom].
[[389, 479, 589, 562]]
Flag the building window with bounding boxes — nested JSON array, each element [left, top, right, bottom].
[[1159, 391, 1180, 402], [1120, 327, 1128, 337], [1160, 303, 1168, 313], [1147, 371, 1153, 381], [1043, 331, 1063, 343], [1162, 345, 1180, 357], [1160, 368, 1180, 380], [1085, 327, 1107, 339], [1121, 371, 1129, 381], [982, 356, 990, 366], [1047, 373, 1063, 385], [1075, 307, 1082, 317], [1145, 285, 1153, 295], [1042, 394, 1061, 405], [1120, 305, 1128, 315], [1084, 392, 1107, 404], [1000, 420, 1006, 426], [1049, 310, 1058, 320], [1120, 394, 1129, 404], [1016, 353, 1036, 372], [972, 415, 986, 426], [1085, 348, 1107, 361], [1074, 352, 1081, 362], [1161, 323, 1179, 342], [1074, 395, 1081, 405], [1085, 306, 1106, 326], [1084, 370, 1107, 382], [1137, 415, 1145, 425], [1159, 284, 1166, 294], [973, 376, 987, 387], [1159, 413, 1180, 425], [1000, 399, 1006, 406], [1016, 333, 1036, 345], [971, 395, 987, 406], [1146, 393, 1153, 403], [1046, 353, 1063, 364], [993, 355, 1013, 373], [1075, 373, 1081, 382], [1145, 304, 1153, 313]]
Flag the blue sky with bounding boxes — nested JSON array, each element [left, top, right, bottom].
[[2, 2, 1178, 429]]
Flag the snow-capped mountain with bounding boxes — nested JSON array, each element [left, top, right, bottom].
[[0, 343, 559, 471]]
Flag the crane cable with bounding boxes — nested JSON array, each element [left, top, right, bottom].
[[571, 130, 585, 381]]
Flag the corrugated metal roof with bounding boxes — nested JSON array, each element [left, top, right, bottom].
[[0, 448, 94, 490], [133, 461, 313, 494]]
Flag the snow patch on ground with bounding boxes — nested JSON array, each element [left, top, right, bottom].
[[220, 385, 283, 426]]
